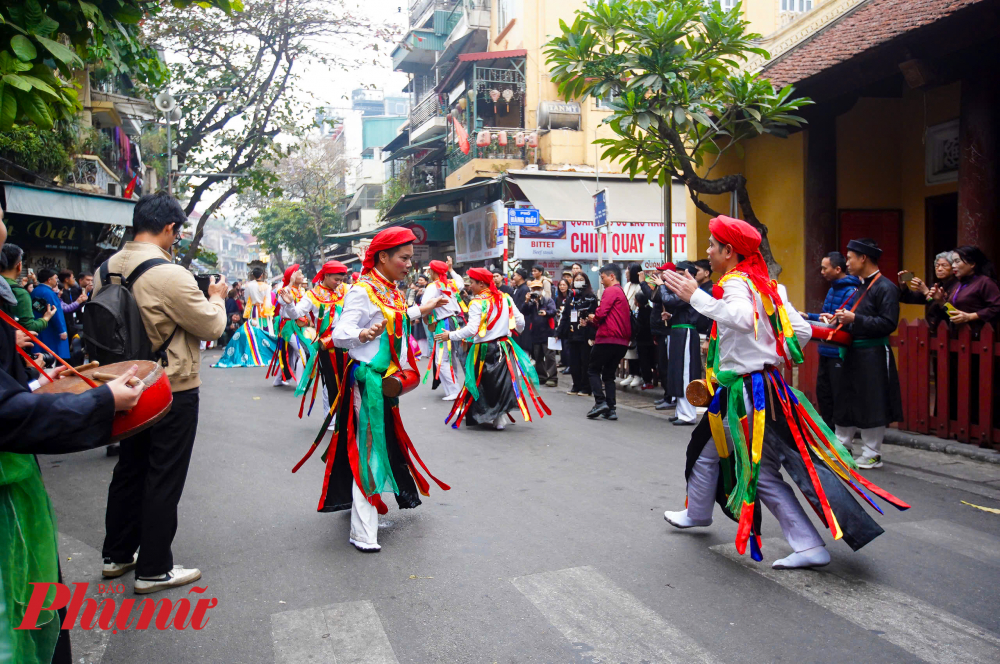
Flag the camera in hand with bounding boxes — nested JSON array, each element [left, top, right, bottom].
[[194, 274, 222, 298]]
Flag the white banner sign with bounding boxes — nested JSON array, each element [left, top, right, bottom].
[[454, 200, 505, 263], [514, 220, 687, 263]]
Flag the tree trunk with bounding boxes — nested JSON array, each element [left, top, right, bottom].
[[179, 185, 238, 268], [271, 250, 285, 274], [682, 172, 782, 278]]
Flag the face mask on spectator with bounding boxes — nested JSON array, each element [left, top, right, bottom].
[[574, 280, 585, 288]]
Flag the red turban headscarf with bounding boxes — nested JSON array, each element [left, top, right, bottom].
[[428, 260, 450, 276], [312, 260, 348, 284], [362, 227, 417, 274], [467, 268, 498, 294], [282, 263, 300, 288], [708, 215, 781, 307]]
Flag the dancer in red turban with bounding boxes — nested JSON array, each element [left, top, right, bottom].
[[421, 257, 468, 401], [293, 228, 449, 552], [435, 268, 551, 431], [278, 260, 351, 422], [660, 216, 909, 570], [266, 264, 310, 386]]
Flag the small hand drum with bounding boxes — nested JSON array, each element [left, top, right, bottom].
[[685, 378, 714, 407], [382, 368, 420, 398], [35, 361, 173, 442], [809, 321, 852, 347]]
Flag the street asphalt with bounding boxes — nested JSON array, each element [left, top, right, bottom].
[[40, 349, 1000, 663]]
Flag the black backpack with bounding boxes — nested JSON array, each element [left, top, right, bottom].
[[82, 259, 177, 366]]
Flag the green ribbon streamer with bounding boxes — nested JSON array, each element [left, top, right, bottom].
[[0, 454, 60, 664], [715, 371, 751, 512], [353, 318, 408, 497]]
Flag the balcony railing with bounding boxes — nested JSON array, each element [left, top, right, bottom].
[[410, 94, 443, 129], [446, 128, 528, 173], [409, 0, 460, 26]]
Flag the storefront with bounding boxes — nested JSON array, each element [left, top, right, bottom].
[[2, 181, 136, 274]]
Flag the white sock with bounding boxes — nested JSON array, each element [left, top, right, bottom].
[[772, 546, 831, 570], [493, 414, 506, 430]]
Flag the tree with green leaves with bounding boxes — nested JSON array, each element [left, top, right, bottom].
[[143, 0, 390, 268], [545, 0, 811, 274], [0, 0, 238, 130], [250, 200, 345, 276]]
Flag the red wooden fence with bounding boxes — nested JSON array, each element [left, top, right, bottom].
[[794, 320, 999, 451]]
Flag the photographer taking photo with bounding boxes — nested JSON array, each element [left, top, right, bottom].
[[92, 191, 227, 595]]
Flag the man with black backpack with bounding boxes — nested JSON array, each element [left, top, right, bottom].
[[86, 191, 226, 595]]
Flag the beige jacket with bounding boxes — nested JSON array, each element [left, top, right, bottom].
[[94, 241, 226, 392]]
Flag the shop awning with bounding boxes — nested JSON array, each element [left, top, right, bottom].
[[381, 178, 499, 220], [3, 181, 136, 227], [383, 133, 445, 162], [382, 128, 410, 154], [506, 171, 669, 223]]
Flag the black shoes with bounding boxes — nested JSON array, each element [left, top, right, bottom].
[[602, 408, 618, 421], [668, 416, 679, 422], [586, 403, 610, 419]]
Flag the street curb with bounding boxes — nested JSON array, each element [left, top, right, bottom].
[[883, 429, 1000, 465], [617, 390, 1000, 466]]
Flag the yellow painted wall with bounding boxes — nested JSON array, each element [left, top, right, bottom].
[[834, 84, 960, 320]]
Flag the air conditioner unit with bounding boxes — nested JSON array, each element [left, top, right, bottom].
[[107, 182, 122, 197]]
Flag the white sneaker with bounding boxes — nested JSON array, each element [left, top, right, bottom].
[[134, 566, 202, 594], [855, 454, 883, 469], [617, 376, 631, 387], [442, 393, 458, 401], [629, 375, 643, 388], [349, 538, 381, 553], [102, 552, 138, 578], [493, 414, 506, 431]]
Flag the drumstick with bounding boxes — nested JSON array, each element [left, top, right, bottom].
[[92, 371, 142, 387], [72, 361, 99, 373]]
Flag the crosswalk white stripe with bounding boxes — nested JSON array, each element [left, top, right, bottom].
[[711, 540, 1000, 664], [57, 532, 109, 664], [887, 519, 1000, 567], [271, 600, 398, 664], [512, 566, 718, 663]]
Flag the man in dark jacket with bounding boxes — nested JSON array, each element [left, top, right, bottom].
[[661, 262, 712, 425], [833, 238, 903, 469], [523, 280, 558, 386], [511, 268, 530, 350], [585, 264, 632, 421], [649, 262, 676, 408], [805, 251, 860, 429]]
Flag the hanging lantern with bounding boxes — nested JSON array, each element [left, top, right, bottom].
[[467, 89, 476, 102], [450, 108, 461, 120], [458, 97, 467, 111], [489, 88, 501, 114], [502, 88, 514, 114], [476, 129, 491, 148], [527, 132, 538, 148], [515, 131, 525, 147], [497, 131, 508, 147]]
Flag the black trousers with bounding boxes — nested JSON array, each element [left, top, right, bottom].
[[103, 388, 200, 577], [815, 354, 842, 430], [589, 343, 629, 407], [627, 344, 655, 383], [568, 339, 592, 394], [531, 341, 557, 383], [655, 335, 670, 398]]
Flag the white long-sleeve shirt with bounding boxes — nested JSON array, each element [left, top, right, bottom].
[[280, 284, 345, 326], [422, 271, 465, 322], [332, 272, 421, 366], [689, 279, 811, 376], [448, 294, 525, 343]]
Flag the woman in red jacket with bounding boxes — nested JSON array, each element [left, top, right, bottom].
[[584, 264, 632, 421]]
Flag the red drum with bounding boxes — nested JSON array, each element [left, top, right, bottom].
[[809, 321, 853, 347], [382, 368, 421, 398], [35, 361, 173, 442]]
